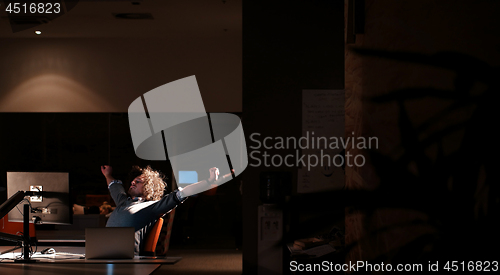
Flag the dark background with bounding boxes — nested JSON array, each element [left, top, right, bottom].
[[1, 1, 500, 274]]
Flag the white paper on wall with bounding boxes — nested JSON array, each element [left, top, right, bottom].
[[298, 89, 345, 193]]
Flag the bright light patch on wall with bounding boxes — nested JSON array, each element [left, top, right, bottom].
[[0, 74, 115, 112], [34, 30, 42, 35]]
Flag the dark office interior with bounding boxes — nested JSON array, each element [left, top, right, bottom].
[[1, 0, 500, 274]]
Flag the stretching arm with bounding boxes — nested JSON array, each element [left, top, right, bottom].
[[179, 167, 234, 198], [101, 165, 116, 187], [101, 165, 127, 207]]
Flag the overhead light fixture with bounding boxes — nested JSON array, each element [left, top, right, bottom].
[[34, 30, 42, 35]]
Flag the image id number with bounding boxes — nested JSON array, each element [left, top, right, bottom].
[[5, 2, 61, 14], [444, 261, 498, 272]]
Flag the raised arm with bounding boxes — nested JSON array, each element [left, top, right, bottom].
[[180, 167, 234, 198], [101, 165, 127, 207], [101, 165, 116, 187]]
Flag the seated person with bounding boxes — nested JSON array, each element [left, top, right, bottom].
[[101, 165, 232, 254], [99, 201, 114, 217]]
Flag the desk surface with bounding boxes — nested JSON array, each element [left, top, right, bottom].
[[0, 263, 160, 275], [0, 246, 180, 275], [36, 230, 85, 242]]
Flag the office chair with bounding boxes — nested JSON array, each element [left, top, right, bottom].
[[0, 214, 36, 237], [141, 208, 176, 256], [0, 214, 37, 255]]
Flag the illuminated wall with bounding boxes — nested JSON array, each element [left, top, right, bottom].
[[0, 37, 242, 112]]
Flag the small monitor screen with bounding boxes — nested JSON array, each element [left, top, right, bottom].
[[7, 172, 71, 225], [178, 171, 198, 188]]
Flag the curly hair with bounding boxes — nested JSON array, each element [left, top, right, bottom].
[[129, 165, 167, 201]]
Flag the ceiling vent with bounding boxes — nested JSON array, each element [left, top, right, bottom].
[[113, 13, 153, 20], [8, 16, 51, 25]]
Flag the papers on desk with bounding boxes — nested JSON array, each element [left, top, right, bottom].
[[0, 251, 85, 261], [287, 243, 336, 258], [0, 250, 182, 264]]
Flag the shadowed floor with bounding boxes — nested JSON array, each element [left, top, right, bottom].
[[153, 249, 242, 275]]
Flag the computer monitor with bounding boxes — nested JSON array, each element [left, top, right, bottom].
[[178, 170, 199, 188], [6, 172, 71, 225]]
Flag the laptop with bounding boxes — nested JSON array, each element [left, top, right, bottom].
[[85, 227, 135, 259]]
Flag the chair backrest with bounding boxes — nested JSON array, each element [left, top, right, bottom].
[[141, 208, 177, 256], [157, 208, 176, 255], [142, 217, 164, 255], [0, 214, 36, 238]]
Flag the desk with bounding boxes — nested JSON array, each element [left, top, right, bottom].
[[36, 230, 85, 244], [0, 263, 160, 275], [0, 246, 181, 275]]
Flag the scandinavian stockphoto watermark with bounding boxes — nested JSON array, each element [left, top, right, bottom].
[[249, 131, 378, 170]]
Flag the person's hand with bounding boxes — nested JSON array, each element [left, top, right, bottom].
[[208, 168, 235, 182], [101, 165, 113, 178], [208, 167, 219, 183]]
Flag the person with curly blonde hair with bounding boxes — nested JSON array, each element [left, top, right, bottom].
[[127, 165, 166, 201], [101, 165, 232, 254]]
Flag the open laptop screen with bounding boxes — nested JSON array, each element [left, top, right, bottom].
[[85, 227, 135, 259]]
